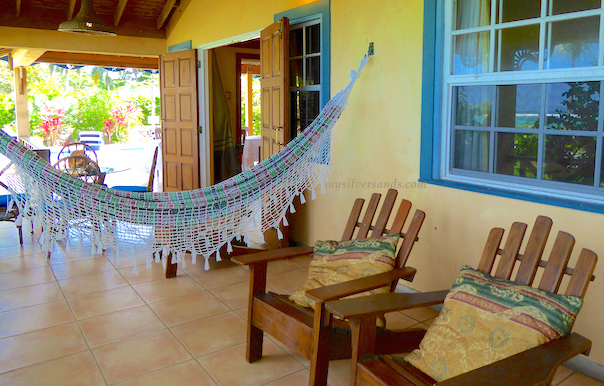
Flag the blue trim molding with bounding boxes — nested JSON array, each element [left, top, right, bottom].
[[420, 0, 439, 180], [275, 0, 331, 107], [421, 178, 604, 215], [169, 40, 193, 52]]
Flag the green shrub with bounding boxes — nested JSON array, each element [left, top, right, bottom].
[[0, 94, 14, 129]]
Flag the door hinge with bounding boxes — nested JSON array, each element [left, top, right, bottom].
[[196, 60, 201, 69], [198, 126, 203, 134]]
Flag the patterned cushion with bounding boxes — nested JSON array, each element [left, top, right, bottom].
[[289, 234, 400, 309], [404, 265, 583, 381]]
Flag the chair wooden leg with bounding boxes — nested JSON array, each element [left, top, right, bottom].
[[165, 252, 177, 278], [309, 303, 333, 386], [17, 225, 23, 245], [349, 316, 378, 386], [247, 263, 267, 362]]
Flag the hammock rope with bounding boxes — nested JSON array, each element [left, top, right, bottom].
[[0, 55, 368, 271]]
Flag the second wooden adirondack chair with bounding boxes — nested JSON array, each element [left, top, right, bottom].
[[232, 189, 426, 386], [326, 215, 597, 386]]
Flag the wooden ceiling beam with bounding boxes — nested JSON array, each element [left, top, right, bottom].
[[157, 0, 178, 30], [36, 51, 159, 70], [114, 0, 129, 26], [0, 48, 12, 58], [16, 0, 22, 17], [12, 48, 47, 67], [68, 0, 77, 19]]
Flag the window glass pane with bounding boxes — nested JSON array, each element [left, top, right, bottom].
[[305, 57, 320, 86], [453, 32, 490, 74], [545, 82, 600, 131], [290, 29, 303, 57], [453, 130, 490, 172], [546, 17, 599, 69], [496, 84, 541, 128], [290, 59, 303, 87], [290, 91, 302, 135], [306, 24, 320, 55], [544, 135, 596, 185], [455, 85, 494, 126], [498, 0, 540, 23], [496, 24, 540, 71], [495, 133, 538, 177], [307, 91, 320, 122], [456, 0, 491, 30], [550, 0, 600, 15]]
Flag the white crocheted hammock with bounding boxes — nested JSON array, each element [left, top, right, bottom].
[[0, 56, 368, 272]]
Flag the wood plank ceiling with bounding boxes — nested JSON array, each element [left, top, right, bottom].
[[1, 0, 180, 39]]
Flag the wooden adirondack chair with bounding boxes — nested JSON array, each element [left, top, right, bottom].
[[325, 215, 598, 386], [231, 189, 426, 386]]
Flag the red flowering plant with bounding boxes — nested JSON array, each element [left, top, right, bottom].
[[103, 101, 142, 144], [39, 107, 66, 146]]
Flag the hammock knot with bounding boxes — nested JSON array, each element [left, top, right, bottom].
[[350, 70, 359, 81]]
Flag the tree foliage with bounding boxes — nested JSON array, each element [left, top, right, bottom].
[[0, 61, 158, 144]]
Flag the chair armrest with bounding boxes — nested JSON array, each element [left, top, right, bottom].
[[325, 289, 449, 319], [305, 267, 418, 303], [231, 246, 314, 266], [437, 333, 591, 386]]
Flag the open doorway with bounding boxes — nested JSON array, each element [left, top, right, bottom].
[[205, 39, 260, 183], [237, 54, 261, 171]]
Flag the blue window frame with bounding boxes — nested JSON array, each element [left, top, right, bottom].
[[276, 0, 331, 139], [420, 0, 604, 214]]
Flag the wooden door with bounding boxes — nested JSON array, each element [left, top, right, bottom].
[[260, 17, 290, 160], [160, 49, 200, 192]]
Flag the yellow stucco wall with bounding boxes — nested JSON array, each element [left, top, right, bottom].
[[168, 0, 604, 366]]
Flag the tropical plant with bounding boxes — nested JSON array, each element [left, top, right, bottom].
[[39, 107, 66, 146], [103, 100, 143, 144], [64, 89, 113, 141]]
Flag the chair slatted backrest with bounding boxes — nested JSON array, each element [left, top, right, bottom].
[[478, 215, 596, 298], [339, 189, 426, 275], [146, 146, 159, 192]]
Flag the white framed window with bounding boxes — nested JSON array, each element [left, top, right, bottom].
[[290, 20, 322, 140], [441, 0, 604, 203]]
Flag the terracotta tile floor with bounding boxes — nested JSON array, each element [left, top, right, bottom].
[[0, 222, 602, 385]]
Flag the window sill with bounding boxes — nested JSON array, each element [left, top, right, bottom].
[[420, 178, 604, 215]]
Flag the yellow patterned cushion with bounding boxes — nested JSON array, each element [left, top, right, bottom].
[[289, 234, 400, 309], [404, 266, 583, 381]]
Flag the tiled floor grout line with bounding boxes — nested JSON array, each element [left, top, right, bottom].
[[554, 371, 576, 386], [178, 257, 315, 385], [50, 247, 112, 386], [0, 236, 109, 382], [157, 262, 237, 386]]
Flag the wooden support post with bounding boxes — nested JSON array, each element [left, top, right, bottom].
[[14, 66, 30, 139]]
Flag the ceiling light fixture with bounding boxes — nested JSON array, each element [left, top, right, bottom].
[[58, 0, 116, 36]]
